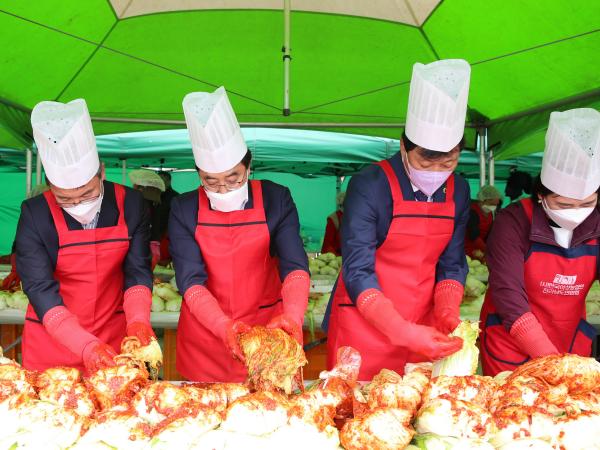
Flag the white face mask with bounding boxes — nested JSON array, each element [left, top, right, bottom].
[[63, 193, 103, 225], [205, 181, 249, 212], [481, 204, 497, 214], [542, 198, 595, 231]]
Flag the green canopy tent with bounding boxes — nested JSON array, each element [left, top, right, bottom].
[[0, 0, 598, 158]]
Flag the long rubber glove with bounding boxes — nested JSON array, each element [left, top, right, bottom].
[[267, 270, 310, 344], [184, 285, 250, 361], [43, 305, 117, 373], [123, 285, 156, 346], [433, 279, 465, 334], [510, 312, 559, 358], [357, 289, 463, 361]]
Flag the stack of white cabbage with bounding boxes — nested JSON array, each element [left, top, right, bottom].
[[308, 252, 342, 279], [464, 256, 488, 299], [0, 289, 29, 311], [152, 282, 182, 312]]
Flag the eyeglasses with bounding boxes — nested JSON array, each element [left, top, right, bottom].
[[202, 171, 248, 193], [55, 190, 103, 209]]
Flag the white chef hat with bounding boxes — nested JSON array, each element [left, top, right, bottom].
[[541, 108, 600, 200], [31, 99, 100, 189], [182, 87, 247, 173], [404, 59, 471, 152]]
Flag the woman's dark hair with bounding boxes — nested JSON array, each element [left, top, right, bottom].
[[531, 174, 600, 202], [401, 132, 463, 161], [530, 175, 552, 202]]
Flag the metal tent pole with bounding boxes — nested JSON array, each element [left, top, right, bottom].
[[121, 159, 127, 185], [35, 151, 42, 185], [25, 149, 32, 197], [488, 127, 495, 186], [478, 128, 486, 188], [282, 0, 291, 116]]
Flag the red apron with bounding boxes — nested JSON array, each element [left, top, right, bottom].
[[176, 180, 283, 381], [326, 160, 456, 379], [22, 184, 130, 373], [480, 198, 597, 376]]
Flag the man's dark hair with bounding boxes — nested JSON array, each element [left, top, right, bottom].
[[240, 149, 252, 169], [196, 149, 252, 172], [401, 132, 463, 161]]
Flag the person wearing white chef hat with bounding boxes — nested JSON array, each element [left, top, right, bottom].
[[15, 99, 156, 375], [324, 59, 473, 379], [480, 108, 600, 376], [169, 87, 309, 382]]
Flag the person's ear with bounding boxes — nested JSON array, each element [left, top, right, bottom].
[[100, 163, 106, 182]]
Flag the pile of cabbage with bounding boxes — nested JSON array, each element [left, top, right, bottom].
[[151, 281, 182, 312], [308, 252, 342, 279], [304, 292, 330, 340], [461, 257, 488, 318], [0, 289, 29, 311], [407, 322, 600, 450], [464, 256, 488, 298]]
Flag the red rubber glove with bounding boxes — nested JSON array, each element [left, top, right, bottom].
[[433, 279, 465, 335], [123, 285, 155, 345], [150, 241, 161, 271], [1, 254, 20, 290], [225, 320, 251, 361], [268, 314, 303, 344], [185, 285, 250, 362], [83, 342, 118, 374], [43, 305, 117, 373], [510, 312, 559, 358], [267, 270, 310, 344], [357, 289, 463, 361]]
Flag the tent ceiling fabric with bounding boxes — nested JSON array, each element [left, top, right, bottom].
[[110, 0, 442, 26], [0, 0, 598, 159]]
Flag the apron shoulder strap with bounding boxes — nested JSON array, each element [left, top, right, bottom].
[[250, 180, 264, 210], [445, 174, 455, 200], [376, 160, 403, 204], [112, 183, 127, 226], [520, 198, 534, 223], [43, 190, 70, 235]]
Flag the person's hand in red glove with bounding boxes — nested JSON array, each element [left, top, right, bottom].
[[126, 322, 156, 346], [407, 323, 464, 360], [83, 341, 118, 374], [184, 285, 252, 362], [223, 320, 251, 362], [43, 305, 117, 375], [433, 279, 465, 335], [1, 253, 20, 291], [510, 312, 559, 358], [357, 289, 463, 361], [267, 314, 303, 344], [123, 286, 156, 345], [271, 270, 310, 344]]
